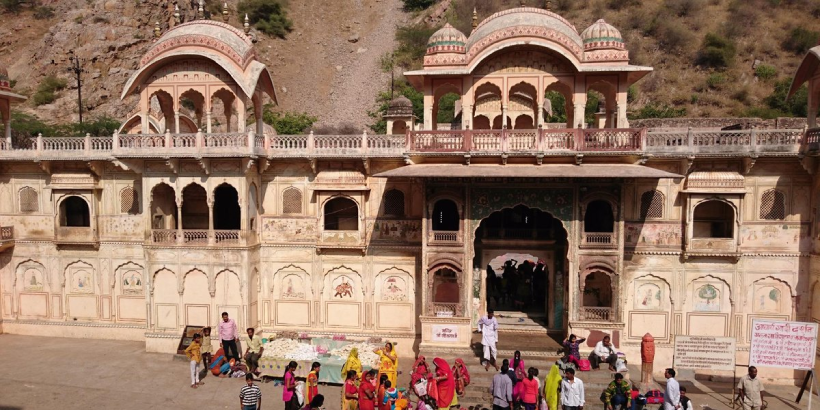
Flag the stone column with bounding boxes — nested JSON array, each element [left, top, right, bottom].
[[174, 111, 180, 133], [464, 105, 473, 130], [808, 90, 817, 129], [176, 198, 184, 244], [424, 106, 434, 131], [501, 105, 508, 129], [206, 111, 213, 134], [236, 97, 246, 133], [207, 197, 215, 245]]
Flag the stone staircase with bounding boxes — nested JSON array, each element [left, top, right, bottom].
[[417, 321, 629, 409]]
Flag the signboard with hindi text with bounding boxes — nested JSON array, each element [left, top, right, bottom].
[[431, 324, 460, 342], [749, 319, 818, 370], [674, 335, 736, 371]]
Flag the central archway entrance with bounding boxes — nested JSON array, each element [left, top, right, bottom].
[[473, 205, 568, 331]]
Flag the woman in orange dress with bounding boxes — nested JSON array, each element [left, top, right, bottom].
[[305, 362, 321, 409]]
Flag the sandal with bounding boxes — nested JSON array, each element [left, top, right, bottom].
[[191, 384, 197, 389], [198, 381, 205, 385]]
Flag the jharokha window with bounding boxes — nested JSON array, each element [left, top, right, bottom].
[[383, 189, 405, 217], [432, 199, 459, 231], [759, 189, 785, 220], [324, 197, 358, 230], [19, 186, 38, 213], [640, 190, 664, 219], [693, 200, 734, 238]]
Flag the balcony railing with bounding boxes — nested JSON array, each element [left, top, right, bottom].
[[149, 229, 255, 246], [0, 226, 13, 251], [582, 232, 615, 247], [579, 306, 612, 321], [430, 230, 462, 245], [431, 302, 460, 317], [0, 127, 807, 159]]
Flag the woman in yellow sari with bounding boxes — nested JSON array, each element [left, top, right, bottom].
[[374, 341, 398, 388], [543, 363, 562, 410], [342, 347, 363, 379]]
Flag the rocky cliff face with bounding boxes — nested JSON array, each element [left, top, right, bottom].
[[0, 0, 406, 128]]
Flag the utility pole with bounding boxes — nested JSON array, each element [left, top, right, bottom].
[[67, 50, 84, 125]]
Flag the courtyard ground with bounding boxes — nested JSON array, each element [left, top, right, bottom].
[[0, 334, 816, 410]]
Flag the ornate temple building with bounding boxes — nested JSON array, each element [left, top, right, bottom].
[[1, 6, 819, 382]]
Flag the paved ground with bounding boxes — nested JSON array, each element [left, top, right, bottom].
[[0, 334, 816, 410]]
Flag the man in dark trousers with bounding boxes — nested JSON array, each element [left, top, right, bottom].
[[218, 311, 240, 362]]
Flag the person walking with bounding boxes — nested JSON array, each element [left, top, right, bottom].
[[477, 309, 500, 371], [491, 361, 513, 410], [590, 335, 617, 371], [306, 362, 322, 409], [184, 333, 204, 389], [283, 361, 300, 410], [218, 312, 240, 362], [560, 367, 584, 410], [520, 367, 540, 410], [200, 327, 213, 370], [240, 372, 263, 410], [737, 366, 766, 410], [680, 387, 694, 410], [663, 368, 680, 410], [602, 372, 630, 410], [244, 327, 264, 375]]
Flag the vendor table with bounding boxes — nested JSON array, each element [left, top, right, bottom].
[[258, 338, 378, 384]]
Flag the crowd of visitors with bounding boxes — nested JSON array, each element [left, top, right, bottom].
[[486, 260, 548, 310], [180, 311, 769, 410]]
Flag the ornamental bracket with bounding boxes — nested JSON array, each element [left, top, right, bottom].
[[198, 158, 210, 175], [535, 154, 544, 166], [36, 160, 51, 175], [87, 161, 103, 177], [799, 153, 816, 175], [362, 158, 370, 175], [165, 158, 178, 174], [259, 158, 271, 174], [575, 154, 584, 166], [501, 153, 508, 166], [742, 155, 758, 175], [464, 154, 471, 166], [309, 158, 318, 175]]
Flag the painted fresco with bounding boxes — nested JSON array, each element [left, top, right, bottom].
[[382, 275, 407, 301], [470, 188, 573, 233], [625, 223, 682, 247], [741, 224, 810, 250], [122, 270, 143, 295], [634, 282, 662, 310], [370, 220, 422, 242], [332, 275, 355, 299], [262, 218, 317, 242], [72, 270, 94, 294], [693, 283, 721, 312], [281, 274, 306, 299], [753, 286, 781, 313]]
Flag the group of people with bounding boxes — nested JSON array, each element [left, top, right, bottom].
[[486, 259, 548, 310], [183, 312, 266, 389], [409, 356, 471, 410], [338, 341, 405, 410]]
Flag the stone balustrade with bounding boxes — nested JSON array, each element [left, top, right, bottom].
[[0, 226, 12, 252], [579, 306, 612, 322], [0, 128, 808, 160], [149, 229, 255, 246]]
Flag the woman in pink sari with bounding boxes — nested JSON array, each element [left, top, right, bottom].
[[511, 350, 526, 403], [432, 358, 456, 410]]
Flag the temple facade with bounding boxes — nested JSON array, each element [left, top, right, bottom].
[[1, 6, 820, 382]]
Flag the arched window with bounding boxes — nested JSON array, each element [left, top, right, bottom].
[[120, 186, 139, 214], [383, 189, 405, 217], [584, 200, 614, 233], [640, 190, 664, 219], [693, 200, 734, 238], [432, 199, 459, 231], [282, 187, 302, 214], [433, 268, 459, 303], [759, 189, 785, 220], [60, 196, 90, 227], [181, 184, 208, 229], [213, 184, 240, 230], [19, 186, 38, 213], [324, 197, 358, 230]]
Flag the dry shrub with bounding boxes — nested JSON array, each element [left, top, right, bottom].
[[654, 19, 695, 55]]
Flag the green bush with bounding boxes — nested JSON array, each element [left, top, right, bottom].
[[697, 33, 736, 68], [665, 0, 704, 17], [0, 0, 22, 13], [394, 23, 438, 69], [402, 0, 436, 11], [436, 92, 460, 124], [238, 0, 293, 39], [10, 111, 56, 138], [75, 116, 121, 137], [32, 75, 68, 106], [763, 78, 808, 117], [544, 91, 567, 123], [33, 5, 54, 19], [631, 103, 687, 119], [368, 77, 424, 133], [754, 64, 777, 80], [783, 27, 820, 54], [706, 73, 727, 89], [627, 85, 639, 104], [259, 106, 317, 134]]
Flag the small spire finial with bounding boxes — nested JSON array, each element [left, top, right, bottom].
[[520, 0, 525, 6], [153, 21, 161, 38], [545, 0, 552, 10], [244, 13, 250, 34], [472, 7, 478, 30], [173, 4, 180, 24], [222, 2, 229, 22], [198, 0, 204, 19]]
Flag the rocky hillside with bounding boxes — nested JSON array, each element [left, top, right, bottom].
[[0, 0, 407, 128]]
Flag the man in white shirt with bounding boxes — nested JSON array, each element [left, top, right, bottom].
[[590, 335, 617, 371], [477, 309, 499, 371], [560, 367, 584, 410], [664, 368, 681, 410]]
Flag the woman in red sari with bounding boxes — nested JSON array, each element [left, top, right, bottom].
[[432, 358, 456, 410], [410, 355, 431, 396], [452, 358, 470, 396]]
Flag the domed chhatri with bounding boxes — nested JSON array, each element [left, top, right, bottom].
[[426, 23, 468, 55], [387, 95, 414, 116], [581, 19, 625, 51]]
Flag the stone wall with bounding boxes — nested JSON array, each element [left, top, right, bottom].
[[632, 117, 808, 130]]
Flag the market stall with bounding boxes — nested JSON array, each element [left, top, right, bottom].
[[258, 338, 379, 384]]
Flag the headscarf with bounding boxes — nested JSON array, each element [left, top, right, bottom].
[[544, 364, 562, 410], [412, 355, 428, 374], [342, 347, 362, 378], [411, 355, 429, 386], [454, 358, 470, 385], [433, 358, 454, 409]]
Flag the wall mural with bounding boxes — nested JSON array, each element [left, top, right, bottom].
[[332, 276, 355, 299], [634, 282, 662, 310], [72, 269, 94, 294], [371, 220, 422, 242], [382, 275, 407, 301], [122, 270, 143, 295], [262, 218, 317, 242], [23, 268, 44, 292], [754, 286, 781, 313], [625, 223, 682, 247], [470, 188, 573, 232], [741, 224, 809, 251], [281, 274, 306, 299], [693, 283, 721, 312]]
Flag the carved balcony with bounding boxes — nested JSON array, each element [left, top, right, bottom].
[[149, 229, 255, 246], [644, 128, 802, 155], [429, 230, 463, 246], [0, 226, 14, 252], [578, 306, 612, 322], [430, 302, 460, 317], [580, 232, 616, 249]]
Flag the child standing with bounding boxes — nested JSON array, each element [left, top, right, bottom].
[[200, 327, 213, 370], [185, 333, 204, 388]]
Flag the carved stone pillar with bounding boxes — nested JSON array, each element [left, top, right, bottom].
[[206, 110, 213, 133], [207, 197, 215, 245], [176, 198, 183, 244], [174, 111, 180, 133]]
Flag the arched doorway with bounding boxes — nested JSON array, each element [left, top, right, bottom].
[[473, 205, 568, 331]]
